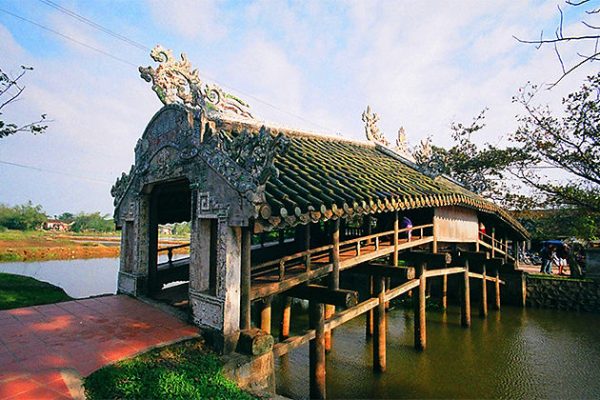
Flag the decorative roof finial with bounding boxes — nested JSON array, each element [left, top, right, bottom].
[[395, 126, 414, 159], [413, 136, 433, 163], [139, 45, 253, 119], [362, 105, 388, 146]]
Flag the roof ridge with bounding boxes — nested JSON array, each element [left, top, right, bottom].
[[219, 116, 375, 148]]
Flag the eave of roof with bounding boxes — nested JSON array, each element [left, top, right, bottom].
[[216, 117, 529, 239]]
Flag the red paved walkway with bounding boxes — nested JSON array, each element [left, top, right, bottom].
[[0, 295, 199, 399]]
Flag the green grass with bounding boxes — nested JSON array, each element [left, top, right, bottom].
[[84, 339, 257, 400], [0, 229, 46, 241], [0, 272, 73, 310], [527, 273, 593, 283]]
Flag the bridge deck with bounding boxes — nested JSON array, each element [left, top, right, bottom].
[[250, 235, 433, 300]]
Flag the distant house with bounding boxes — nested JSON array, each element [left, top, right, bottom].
[[42, 219, 71, 232]]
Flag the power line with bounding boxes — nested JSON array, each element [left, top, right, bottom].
[[37, 0, 150, 51], [0, 160, 113, 184], [0, 7, 141, 67], [27, 3, 336, 133]]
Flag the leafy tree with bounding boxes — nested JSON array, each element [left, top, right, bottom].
[[511, 73, 600, 213], [414, 110, 526, 204], [0, 65, 48, 139], [414, 74, 600, 240], [57, 212, 75, 223], [0, 201, 47, 230], [70, 212, 114, 233]]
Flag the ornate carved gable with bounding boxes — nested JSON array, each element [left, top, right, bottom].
[[139, 45, 253, 119]]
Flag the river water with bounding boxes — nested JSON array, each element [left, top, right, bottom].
[[276, 304, 600, 399], [0, 258, 119, 298], [2, 259, 599, 398]]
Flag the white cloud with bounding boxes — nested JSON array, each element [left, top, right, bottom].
[[146, 0, 227, 41]]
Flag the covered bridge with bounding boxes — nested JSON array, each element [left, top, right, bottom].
[[113, 46, 528, 371]]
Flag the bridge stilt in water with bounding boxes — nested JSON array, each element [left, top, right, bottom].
[[414, 262, 427, 350], [373, 277, 386, 372], [480, 264, 488, 318], [310, 301, 326, 400], [461, 261, 471, 328]]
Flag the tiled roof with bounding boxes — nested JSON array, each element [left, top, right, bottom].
[[220, 120, 529, 238]]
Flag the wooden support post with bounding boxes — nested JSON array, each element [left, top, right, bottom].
[[240, 227, 252, 330], [366, 276, 373, 338], [326, 219, 340, 351], [480, 264, 488, 318], [441, 274, 448, 310], [373, 277, 386, 372], [393, 211, 399, 266], [309, 301, 326, 400], [260, 296, 272, 334], [491, 229, 496, 258], [494, 271, 501, 311], [432, 218, 438, 253], [305, 224, 312, 269], [504, 237, 508, 263], [280, 296, 292, 340], [414, 262, 427, 351], [461, 260, 471, 328]]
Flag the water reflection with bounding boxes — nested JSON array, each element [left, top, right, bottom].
[[0, 258, 119, 298], [275, 305, 600, 399]]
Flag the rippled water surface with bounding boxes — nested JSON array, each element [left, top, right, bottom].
[[0, 258, 119, 298], [276, 305, 600, 399]]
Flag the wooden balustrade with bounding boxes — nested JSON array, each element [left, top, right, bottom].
[[157, 243, 190, 264], [251, 223, 434, 282]]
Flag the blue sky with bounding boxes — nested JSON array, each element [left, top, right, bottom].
[[0, 0, 597, 216]]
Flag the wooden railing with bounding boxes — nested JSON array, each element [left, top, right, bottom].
[[252, 223, 434, 281], [478, 233, 515, 261], [157, 243, 190, 265]]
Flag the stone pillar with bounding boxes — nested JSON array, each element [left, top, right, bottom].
[[189, 218, 242, 353], [118, 195, 150, 296], [240, 227, 252, 330]]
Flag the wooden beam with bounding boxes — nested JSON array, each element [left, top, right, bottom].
[[398, 251, 448, 267], [373, 277, 386, 372], [461, 260, 471, 328], [414, 262, 427, 351], [354, 263, 415, 279], [384, 279, 420, 303], [240, 227, 252, 330], [424, 267, 466, 278], [309, 301, 326, 400], [468, 272, 505, 284], [286, 284, 358, 308]]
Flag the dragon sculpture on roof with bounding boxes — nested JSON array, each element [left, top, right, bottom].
[[139, 45, 253, 119]]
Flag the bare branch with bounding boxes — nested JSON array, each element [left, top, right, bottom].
[[548, 51, 600, 88]]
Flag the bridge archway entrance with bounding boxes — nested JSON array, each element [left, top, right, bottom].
[[147, 178, 192, 305]]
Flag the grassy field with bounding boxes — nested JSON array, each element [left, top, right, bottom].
[[0, 230, 119, 262], [84, 339, 256, 400], [0, 230, 191, 262], [0, 272, 73, 310]]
